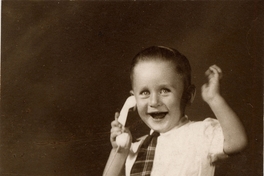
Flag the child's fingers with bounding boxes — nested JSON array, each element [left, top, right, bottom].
[[111, 126, 122, 133], [110, 126, 123, 145], [111, 111, 123, 131], [205, 69, 211, 77], [211, 65, 222, 73], [111, 111, 123, 138], [209, 65, 218, 75], [115, 112, 120, 120], [111, 120, 120, 127], [209, 65, 223, 79], [205, 69, 214, 81], [111, 112, 122, 128], [205, 65, 222, 81], [110, 129, 122, 140]]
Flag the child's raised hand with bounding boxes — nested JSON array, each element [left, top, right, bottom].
[[110, 112, 132, 151], [201, 65, 223, 103]]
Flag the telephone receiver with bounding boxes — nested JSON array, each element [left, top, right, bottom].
[[116, 96, 136, 148]]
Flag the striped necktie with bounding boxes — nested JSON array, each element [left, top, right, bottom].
[[130, 131, 160, 176]]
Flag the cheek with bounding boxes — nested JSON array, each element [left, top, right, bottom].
[[136, 100, 147, 112], [164, 96, 182, 109]]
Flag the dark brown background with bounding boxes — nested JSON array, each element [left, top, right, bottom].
[[1, 1, 263, 176]]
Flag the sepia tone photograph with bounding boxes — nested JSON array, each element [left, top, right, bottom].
[[1, 1, 263, 176]]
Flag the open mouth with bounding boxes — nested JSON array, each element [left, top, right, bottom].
[[148, 112, 168, 120]]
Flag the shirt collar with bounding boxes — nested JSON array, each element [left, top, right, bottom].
[[150, 115, 189, 136]]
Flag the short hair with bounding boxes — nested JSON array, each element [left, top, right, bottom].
[[130, 46, 192, 91]]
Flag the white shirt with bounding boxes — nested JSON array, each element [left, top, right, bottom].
[[125, 117, 227, 176]]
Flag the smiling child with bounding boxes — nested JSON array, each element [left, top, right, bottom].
[[103, 46, 247, 176]]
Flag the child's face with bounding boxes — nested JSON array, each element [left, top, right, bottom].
[[131, 60, 185, 133]]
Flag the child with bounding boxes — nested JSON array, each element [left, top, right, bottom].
[[103, 46, 247, 176]]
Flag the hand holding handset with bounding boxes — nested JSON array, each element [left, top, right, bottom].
[[116, 96, 136, 149], [103, 96, 136, 176]]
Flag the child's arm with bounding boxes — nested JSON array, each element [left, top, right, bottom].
[[103, 112, 132, 176], [202, 65, 247, 155], [103, 148, 128, 176]]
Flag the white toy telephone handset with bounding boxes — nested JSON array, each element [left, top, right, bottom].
[[116, 96, 136, 148]]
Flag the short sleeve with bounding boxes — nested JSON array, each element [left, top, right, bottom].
[[202, 118, 228, 163]]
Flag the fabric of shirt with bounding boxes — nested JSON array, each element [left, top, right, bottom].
[[125, 117, 227, 176]]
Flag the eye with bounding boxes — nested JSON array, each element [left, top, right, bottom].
[[160, 88, 170, 94], [140, 90, 150, 97]]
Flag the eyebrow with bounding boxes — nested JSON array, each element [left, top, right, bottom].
[[138, 86, 149, 91], [158, 83, 176, 89], [138, 84, 176, 91]]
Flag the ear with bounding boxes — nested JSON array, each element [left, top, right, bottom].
[[189, 85, 196, 104], [183, 85, 196, 105], [181, 85, 196, 107], [129, 90, 137, 111], [130, 90, 134, 96]]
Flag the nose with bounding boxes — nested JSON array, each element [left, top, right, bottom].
[[149, 93, 160, 107]]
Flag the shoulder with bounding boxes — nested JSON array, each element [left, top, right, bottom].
[[186, 117, 222, 137], [189, 117, 220, 129]]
